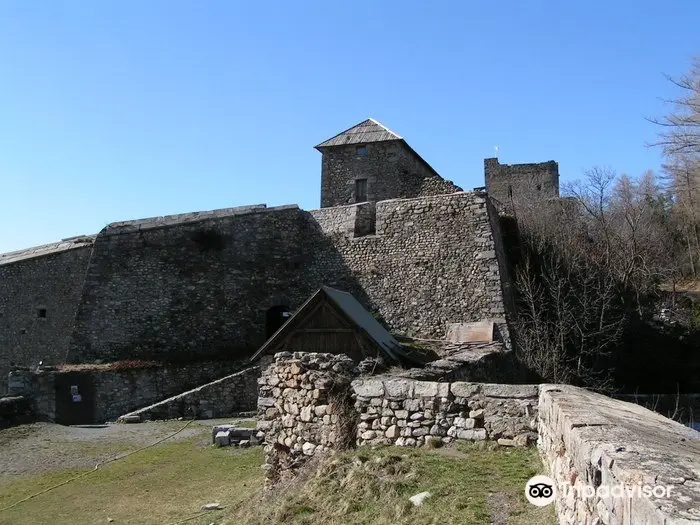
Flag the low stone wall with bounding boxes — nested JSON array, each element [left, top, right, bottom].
[[538, 384, 700, 525], [257, 352, 358, 486], [353, 377, 538, 447], [23, 360, 246, 423], [118, 366, 260, 422], [257, 352, 538, 485]]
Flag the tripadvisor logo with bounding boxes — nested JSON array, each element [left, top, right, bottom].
[[525, 474, 675, 507], [525, 475, 556, 507]]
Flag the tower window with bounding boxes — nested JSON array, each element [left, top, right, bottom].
[[355, 179, 368, 202], [37, 308, 47, 319], [507, 185, 513, 199], [356, 145, 368, 156]]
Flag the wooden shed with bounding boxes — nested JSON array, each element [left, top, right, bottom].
[[251, 286, 424, 364]]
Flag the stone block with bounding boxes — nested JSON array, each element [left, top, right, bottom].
[[215, 430, 231, 447], [413, 381, 449, 398], [481, 384, 538, 399], [385, 425, 400, 439], [384, 379, 413, 399], [456, 429, 486, 440], [450, 382, 481, 397], [352, 380, 384, 398]]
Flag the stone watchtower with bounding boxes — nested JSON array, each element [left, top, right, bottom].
[[484, 158, 559, 209], [315, 118, 460, 208]]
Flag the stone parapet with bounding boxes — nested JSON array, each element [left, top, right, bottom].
[[538, 384, 700, 524]]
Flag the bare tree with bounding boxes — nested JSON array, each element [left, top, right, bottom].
[[512, 167, 682, 391], [649, 56, 700, 157]]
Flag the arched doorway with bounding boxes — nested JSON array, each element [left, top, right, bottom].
[[266, 305, 291, 338]]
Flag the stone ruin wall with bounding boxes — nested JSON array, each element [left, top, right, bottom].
[[117, 365, 259, 423], [257, 353, 538, 485], [258, 353, 700, 524], [0, 243, 93, 394], [257, 352, 358, 486], [484, 157, 559, 210]]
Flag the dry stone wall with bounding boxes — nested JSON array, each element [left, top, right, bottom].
[[257, 353, 538, 485], [257, 352, 358, 486], [353, 377, 538, 447]]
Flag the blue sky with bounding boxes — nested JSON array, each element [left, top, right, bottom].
[[0, 1, 698, 253]]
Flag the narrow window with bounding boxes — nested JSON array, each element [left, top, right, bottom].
[[356, 145, 368, 156], [37, 308, 47, 319], [355, 179, 368, 202], [507, 185, 513, 199]]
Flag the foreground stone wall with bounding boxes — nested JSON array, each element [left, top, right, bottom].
[[258, 353, 539, 485], [257, 352, 357, 486], [0, 241, 93, 394], [118, 366, 259, 422], [538, 384, 700, 525], [353, 377, 538, 447]]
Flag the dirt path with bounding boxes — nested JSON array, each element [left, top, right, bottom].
[[0, 419, 252, 481]]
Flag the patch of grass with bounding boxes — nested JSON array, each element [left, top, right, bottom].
[[0, 435, 264, 525], [230, 443, 556, 525]]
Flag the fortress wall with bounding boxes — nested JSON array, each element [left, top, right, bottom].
[[67, 205, 319, 364], [309, 191, 510, 340], [0, 244, 93, 394], [58, 191, 512, 365]]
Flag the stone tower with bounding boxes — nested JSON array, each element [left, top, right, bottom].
[[484, 158, 559, 209], [315, 118, 460, 208]]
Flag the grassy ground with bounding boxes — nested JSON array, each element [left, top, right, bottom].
[[0, 421, 556, 525], [236, 442, 556, 525]]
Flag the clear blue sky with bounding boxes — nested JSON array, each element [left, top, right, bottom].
[[1, 1, 698, 253]]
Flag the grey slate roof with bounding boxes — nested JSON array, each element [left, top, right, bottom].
[[315, 118, 403, 148]]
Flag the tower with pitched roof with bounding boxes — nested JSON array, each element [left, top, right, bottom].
[[315, 118, 461, 208]]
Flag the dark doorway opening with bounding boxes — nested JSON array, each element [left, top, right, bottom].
[[266, 305, 291, 338]]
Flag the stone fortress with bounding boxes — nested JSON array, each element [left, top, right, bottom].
[[2, 118, 698, 524], [0, 117, 559, 395]]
